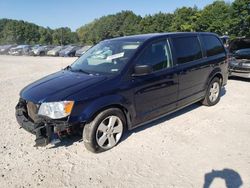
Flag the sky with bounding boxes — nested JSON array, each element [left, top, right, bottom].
[[0, 0, 227, 31]]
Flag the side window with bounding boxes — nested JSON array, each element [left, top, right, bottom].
[[172, 36, 202, 64], [136, 40, 173, 71], [202, 35, 225, 57]]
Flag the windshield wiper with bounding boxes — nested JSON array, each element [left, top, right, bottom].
[[73, 68, 90, 75], [64, 65, 90, 75], [64, 65, 72, 70]]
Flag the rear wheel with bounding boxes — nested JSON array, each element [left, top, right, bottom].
[[202, 77, 221, 106], [83, 108, 125, 153]]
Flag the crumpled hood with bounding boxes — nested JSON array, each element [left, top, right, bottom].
[[20, 70, 107, 103]]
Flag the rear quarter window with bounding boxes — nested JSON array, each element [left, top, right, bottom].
[[172, 36, 202, 64], [202, 35, 225, 57]]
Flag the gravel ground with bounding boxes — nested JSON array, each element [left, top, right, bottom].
[[0, 55, 249, 188]]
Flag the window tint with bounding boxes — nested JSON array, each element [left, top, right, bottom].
[[136, 40, 172, 71], [202, 35, 225, 57], [172, 36, 202, 64]]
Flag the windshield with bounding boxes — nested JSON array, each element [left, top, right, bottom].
[[70, 40, 141, 75], [53, 46, 62, 51], [32, 45, 41, 50], [79, 46, 92, 52], [66, 46, 74, 51]]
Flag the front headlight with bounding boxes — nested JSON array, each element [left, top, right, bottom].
[[38, 101, 74, 119]]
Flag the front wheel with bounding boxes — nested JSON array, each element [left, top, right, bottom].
[[83, 108, 125, 153], [202, 77, 221, 106]]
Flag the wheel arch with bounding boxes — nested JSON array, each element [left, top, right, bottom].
[[87, 104, 131, 130], [75, 95, 134, 129], [207, 68, 223, 87]]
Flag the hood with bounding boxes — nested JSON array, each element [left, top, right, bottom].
[[20, 70, 107, 103], [229, 38, 250, 52]]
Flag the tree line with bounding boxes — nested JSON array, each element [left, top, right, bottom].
[[0, 20, 78, 45], [0, 0, 249, 45]]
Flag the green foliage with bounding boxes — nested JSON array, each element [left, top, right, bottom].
[[39, 27, 53, 44], [52, 27, 78, 45], [196, 1, 231, 35], [229, 0, 250, 37], [171, 7, 199, 32], [77, 11, 142, 45], [0, 19, 78, 45], [0, 0, 249, 45], [0, 19, 40, 44], [139, 12, 173, 33]]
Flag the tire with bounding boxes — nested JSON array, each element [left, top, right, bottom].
[[83, 108, 126, 153], [40, 51, 45, 56], [202, 77, 221, 106]]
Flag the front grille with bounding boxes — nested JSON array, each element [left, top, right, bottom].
[[26, 101, 39, 122]]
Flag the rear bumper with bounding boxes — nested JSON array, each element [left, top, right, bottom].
[[15, 98, 71, 146]]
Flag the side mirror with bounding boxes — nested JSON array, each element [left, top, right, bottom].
[[133, 65, 152, 76]]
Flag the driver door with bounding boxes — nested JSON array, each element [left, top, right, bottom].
[[132, 39, 178, 125]]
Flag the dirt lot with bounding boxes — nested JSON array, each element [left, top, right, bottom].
[[0, 55, 249, 188]]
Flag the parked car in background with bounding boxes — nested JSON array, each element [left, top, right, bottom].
[[75, 45, 92, 57], [59, 45, 81, 57], [8, 45, 31, 55], [47, 46, 65, 56], [33, 45, 54, 56], [22, 45, 33, 56], [0, 44, 16, 55], [28, 45, 42, 56], [16, 32, 228, 152], [229, 38, 250, 79]]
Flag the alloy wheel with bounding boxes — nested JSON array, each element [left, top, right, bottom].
[[96, 116, 123, 149], [209, 82, 220, 102]]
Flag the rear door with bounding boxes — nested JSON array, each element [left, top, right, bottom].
[[171, 35, 209, 107], [132, 39, 178, 125], [200, 34, 227, 85]]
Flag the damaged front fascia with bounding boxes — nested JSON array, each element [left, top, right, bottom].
[[16, 98, 71, 147]]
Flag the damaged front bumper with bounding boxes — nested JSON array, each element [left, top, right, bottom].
[[15, 98, 72, 146]]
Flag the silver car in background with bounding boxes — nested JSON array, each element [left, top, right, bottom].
[[0, 44, 16, 55], [58, 45, 81, 57], [75, 45, 92, 57], [8, 45, 31, 55], [47, 46, 66, 56], [33, 45, 54, 56]]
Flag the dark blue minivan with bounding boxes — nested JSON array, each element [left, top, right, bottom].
[[16, 32, 228, 152]]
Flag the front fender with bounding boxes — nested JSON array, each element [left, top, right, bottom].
[[69, 94, 134, 125]]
